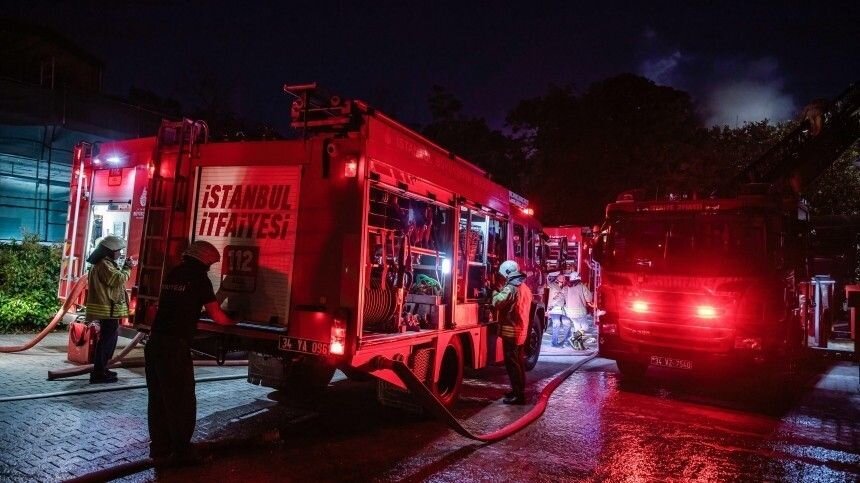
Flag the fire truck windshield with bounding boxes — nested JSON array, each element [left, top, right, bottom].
[[596, 213, 769, 275]]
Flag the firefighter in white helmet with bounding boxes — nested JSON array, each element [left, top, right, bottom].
[[491, 260, 533, 405], [564, 270, 593, 350], [145, 240, 236, 465], [546, 271, 571, 347], [85, 235, 137, 383]]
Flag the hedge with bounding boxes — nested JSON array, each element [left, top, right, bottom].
[[0, 234, 62, 333]]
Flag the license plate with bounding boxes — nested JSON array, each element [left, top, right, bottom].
[[279, 336, 330, 356], [650, 355, 693, 370]]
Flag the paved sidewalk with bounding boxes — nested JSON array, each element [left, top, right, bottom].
[[0, 331, 592, 482], [0, 333, 269, 482]]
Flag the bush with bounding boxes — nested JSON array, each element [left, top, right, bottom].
[[0, 234, 62, 333]]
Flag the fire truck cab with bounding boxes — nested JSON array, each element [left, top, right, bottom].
[[593, 191, 808, 380], [59, 84, 548, 406]]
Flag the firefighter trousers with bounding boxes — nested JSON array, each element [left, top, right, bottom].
[[92, 318, 119, 377], [502, 337, 526, 398], [144, 334, 196, 458]]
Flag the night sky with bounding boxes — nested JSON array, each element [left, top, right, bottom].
[[7, 1, 859, 132]]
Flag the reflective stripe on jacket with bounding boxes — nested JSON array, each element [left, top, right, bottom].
[[85, 258, 131, 321], [492, 272, 533, 345]]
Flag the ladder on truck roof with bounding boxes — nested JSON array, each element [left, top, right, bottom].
[[134, 119, 207, 326], [736, 81, 860, 192]]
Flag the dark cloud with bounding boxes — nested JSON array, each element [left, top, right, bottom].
[[638, 29, 798, 127]]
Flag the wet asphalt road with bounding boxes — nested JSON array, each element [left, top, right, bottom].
[[125, 342, 859, 483]]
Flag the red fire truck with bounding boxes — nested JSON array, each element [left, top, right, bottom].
[[58, 84, 549, 406], [593, 82, 859, 385], [542, 225, 596, 287]]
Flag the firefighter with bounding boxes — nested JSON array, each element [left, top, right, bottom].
[[145, 241, 236, 465], [564, 271, 593, 351], [546, 272, 571, 347], [491, 260, 533, 405], [85, 235, 136, 384]]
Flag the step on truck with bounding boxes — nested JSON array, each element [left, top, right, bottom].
[[592, 82, 859, 385], [58, 83, 549, 406]]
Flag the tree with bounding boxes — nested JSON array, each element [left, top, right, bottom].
[[507, 74, 701, 224], [506, 84, 581, 224], [809, 147, 860, 216], [180, 66, 281, 141], [421, 86, 520, 188]]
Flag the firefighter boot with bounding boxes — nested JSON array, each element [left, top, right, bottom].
[[571, 331, 586, 351]]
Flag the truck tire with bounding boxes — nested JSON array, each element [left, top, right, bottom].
[[524, 317, 542, 371], [433, 337, 464, 408], [616, 359, 648, 380]]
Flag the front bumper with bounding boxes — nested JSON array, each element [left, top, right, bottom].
[[598, 334, 780, 375]]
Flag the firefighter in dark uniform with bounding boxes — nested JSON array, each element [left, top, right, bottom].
[[145, 241, 236, 464]]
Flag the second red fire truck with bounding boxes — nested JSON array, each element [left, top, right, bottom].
[[59, 84, 549, 406], [593, 82, 859, 386]]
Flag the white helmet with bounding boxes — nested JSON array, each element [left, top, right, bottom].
[[97, 235, 127, 252], [183, 240, 221, 266], [498, 260, 519, 278], [568, 271, 581, 281]]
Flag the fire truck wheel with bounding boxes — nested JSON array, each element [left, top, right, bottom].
[[616, 360, 648, 380], [433, 337, 464, 408], [524, 318, 542, 371]]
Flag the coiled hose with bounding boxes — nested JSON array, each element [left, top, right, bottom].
[[0, 275, 88, 353]]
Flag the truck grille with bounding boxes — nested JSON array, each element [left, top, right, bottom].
[[619, 291, 736, 352]]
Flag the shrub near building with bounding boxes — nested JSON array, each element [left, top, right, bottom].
[[0, 234, 61, 332]]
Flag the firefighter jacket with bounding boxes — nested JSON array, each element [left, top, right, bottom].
[[492, 272, 533, 345], [564, 282, 592, 318], [85, 258, 131, 321], [547, 283, 567, 316]]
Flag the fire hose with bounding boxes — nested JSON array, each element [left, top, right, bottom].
[[373, 351, 598, 442], [0, 274, 88, 353], [60, 352, 598, 482], [46, 343, 249, 380]]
